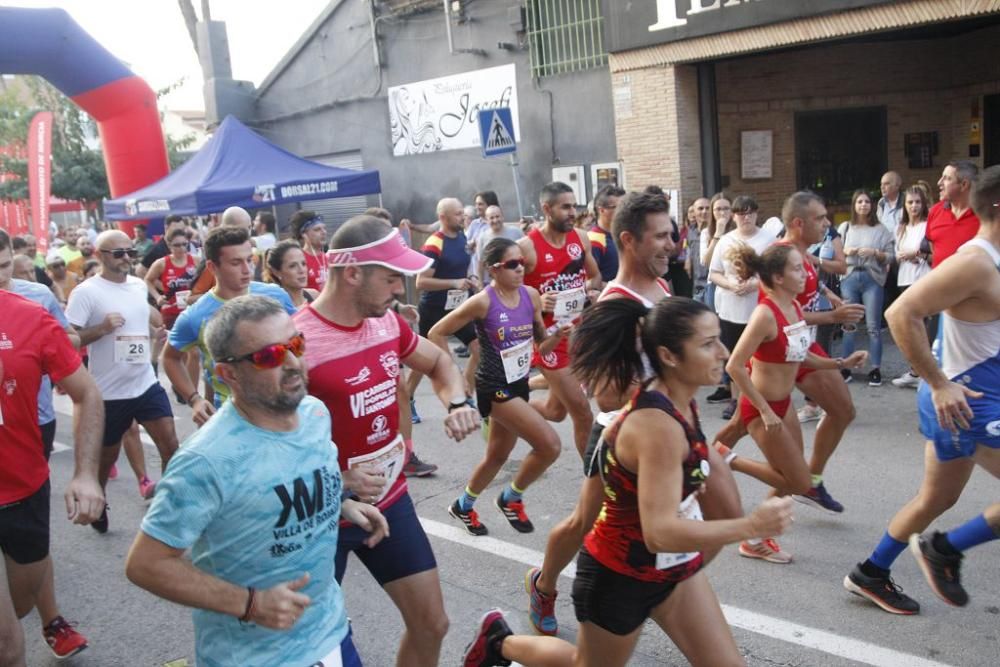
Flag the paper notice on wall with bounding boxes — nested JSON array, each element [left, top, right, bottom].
[[614, 84, 633, 120], [741, 130, 773, 180]]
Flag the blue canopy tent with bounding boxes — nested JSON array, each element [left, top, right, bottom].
[[104, 115, 381, 220]]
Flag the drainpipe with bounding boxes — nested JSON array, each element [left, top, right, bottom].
[[443, 0, 456, 54]]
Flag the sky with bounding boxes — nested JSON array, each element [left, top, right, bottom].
[[3, 0, 331, 110]]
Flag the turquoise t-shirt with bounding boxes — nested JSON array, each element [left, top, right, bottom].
[[141, 396, 348, 667], [168, 282, 296, 404]]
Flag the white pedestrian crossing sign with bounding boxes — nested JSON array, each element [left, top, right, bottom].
[[478, 107, 517, 158]]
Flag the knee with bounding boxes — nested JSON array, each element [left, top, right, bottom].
[[915, 490, 961, 517], [421, 610, 449, 642], [538, 433, 562, 462]]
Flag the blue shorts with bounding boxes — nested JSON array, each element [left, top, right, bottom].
[[102, 382, 173, 447], [308, 628, 362, 667], [918, 381, 1000, 462], [335, 493, 436, 586]]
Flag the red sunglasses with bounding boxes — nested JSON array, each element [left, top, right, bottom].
[[492, 258, 525, 270], [219, 333, 306, 369]]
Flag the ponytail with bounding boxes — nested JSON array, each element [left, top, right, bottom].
[[571, 299, 649, 397], [727, 243, 795, 289]]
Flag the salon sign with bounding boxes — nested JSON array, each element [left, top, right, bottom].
[[388, 64, 521, 157]]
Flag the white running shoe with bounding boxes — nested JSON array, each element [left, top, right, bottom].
[[797, 404, 825, 423], [891, 371, 920, 389]]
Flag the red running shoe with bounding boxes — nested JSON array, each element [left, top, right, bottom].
[[43, 616, 88, 659]]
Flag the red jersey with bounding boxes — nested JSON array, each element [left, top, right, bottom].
[[524, 228, 588, 369], [585, 388, 708, 583], [0, 291, 81, 505], [598, 278, 671, 306], [294, 306, 418, 511], [159, 254, 197, 320], [926, 201, 980, 267], [303, 248, 328, 291]]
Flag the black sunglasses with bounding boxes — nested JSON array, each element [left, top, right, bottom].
[[100, 248, 139, 259]]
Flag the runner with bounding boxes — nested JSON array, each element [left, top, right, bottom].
[[264, 239, 319, 309], [290, 210, 329, 291], [519, 181, 598, 461], [843, 165, 1000, 615], [163, 226, 296, 427], [0, 281, 104, 666], [713, 191, 865, 513], [294, 215, 480, 667], [462, 297, 794, 667], [126, 296, 387, 667], [908, 503, 999, 608], [524, 191, 743, 635], [719, 243, 866, 564], [587, 184, 625, 288], [143, 227, 197, 330], [65, 231, 181, 533], [430, 237, 568, 535]]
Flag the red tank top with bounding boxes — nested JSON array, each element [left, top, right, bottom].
[[523, 227, 588, 329], [752, 297, 807, 364], [584, 388, 709, 583], [598, 278, 671, 306], [160, 254, 196, 318]]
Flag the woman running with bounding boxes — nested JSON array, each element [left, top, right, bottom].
[[144, 227, 197, 330], [462, 297, 794, 667], [721, 244, 866, 564], [430, 237, 568, 535], [264, 239, 319, 309]]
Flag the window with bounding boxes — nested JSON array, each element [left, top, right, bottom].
[[525, 0, 607, 78], [795, 107, 887, 205]]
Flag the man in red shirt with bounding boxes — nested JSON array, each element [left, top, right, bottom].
[[926, 160, 980, 266], [0, 286, 104, 665], [294, 214, 479, 667]]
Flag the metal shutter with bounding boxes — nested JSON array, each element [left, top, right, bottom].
[[303, 151, 371, 234]]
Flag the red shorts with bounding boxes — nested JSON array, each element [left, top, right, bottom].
[[795, 342, 827, 383], [739, 394, 793, 428], [532, 336, 571, 371]]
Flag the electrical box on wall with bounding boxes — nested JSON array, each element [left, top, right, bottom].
[[551, 166, 586, 204]]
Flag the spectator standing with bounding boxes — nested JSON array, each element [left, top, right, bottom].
[[926, 161, 980, 266], [891, 185, 933, 389]]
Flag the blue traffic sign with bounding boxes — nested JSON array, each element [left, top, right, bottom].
[[478, 107, 517, 158]]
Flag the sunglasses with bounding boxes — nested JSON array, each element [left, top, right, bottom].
[[219, 333, 306, 369], [100, 248, 139, 259], [492, 258, 525, 270]]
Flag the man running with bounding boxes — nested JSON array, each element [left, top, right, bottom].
[[0, 277, 104, 667], [126, 296, 387, 666], [843, 165, 1000, 615], [65, 231, 180, 533], [587, 184, 626, 289], [163, 226, 295, 426], [524, 190, 743, 635], [714, 192, 865, 513], [294, 215, 479, 667], [519, 182, 598, 460]]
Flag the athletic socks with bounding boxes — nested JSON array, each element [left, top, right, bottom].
[[945, 513, 1000, 553], [811, 474, 823, 487], [458, 487, 479, 512], [866, 532, 908, 573], [500, 482, 524, 505]]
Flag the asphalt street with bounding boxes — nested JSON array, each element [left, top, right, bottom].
[[23, 340, 1000, 667]]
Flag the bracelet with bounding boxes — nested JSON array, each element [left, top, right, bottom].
[[835, 357, 844, 369], [447, 400, 467, 413], [186, 391, 202, 407], [239, 586, 256, 623]]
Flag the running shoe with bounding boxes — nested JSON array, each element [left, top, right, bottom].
[[525, 567, 558, 636], [909, 532, 968, 607], [867, 368, 883, 387], [404, 452, 437, 477], [706, 387, 732, 404], [495, 495, 534, 533], [449, 499, 488, 536], [891, 371, 920, 389], [461, 609, 513, 667], [410, 399, 422, 425], [841, 368, 853, 383], [721, 399, 737, 420], [793, 482, 844, 513], [739, 538, 792, 564], [843, 564, 919, 614], [138, 476, 157, 500], [91, 505, 109, 534], [797, 404, 825, 423], [42, 616, 88, 659], [107, 463, 118, 480]]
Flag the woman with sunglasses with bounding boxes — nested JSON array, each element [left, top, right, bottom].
[[430, 237, 568, 536], [144, 227, 197, 330], [264, 240, 319, 309], [719, 244, 866, 564], [462, 297, 794, 667]]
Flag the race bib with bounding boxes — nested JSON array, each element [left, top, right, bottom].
[[114, 335, 150, 364], [553, 286, 585, 323], [500, 338, 532, 384], [783, 321, 813, 363], [655, 494, 703, 570], [308, 643, 342, 667], [445, 289, 468, 311], [346, 434, 406, 504]]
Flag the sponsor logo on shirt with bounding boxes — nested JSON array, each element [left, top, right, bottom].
[[497, 327, 505, 341], [567, 243, 582, 260], [270, 465, 341, 557], [379, 351, 400, 379], [349, 378, 396, 418], [544, 253, 554, 263], [499, 312, 509, 322], [3, 379, 16, 395], [368, 414, 391, 445], [345, 366, 372, 386], [0, 333, 12, 350]]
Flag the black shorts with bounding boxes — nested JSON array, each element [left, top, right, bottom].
[[41, 419, 56, 461], [418, 303, 477, 345], [0, 480, 50, 564], [719, 318, 747, 354], [475, 379, 530, 420], [103, 382, 173, 447], [572, 548, 678, 636]]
